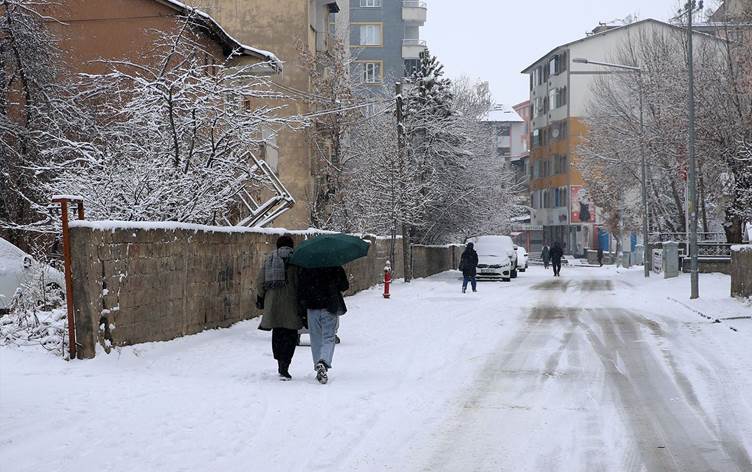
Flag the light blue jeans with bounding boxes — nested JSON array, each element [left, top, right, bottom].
[[308, 308, 338, 369]]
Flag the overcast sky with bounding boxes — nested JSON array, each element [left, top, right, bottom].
[[422, 0, 693, 107]]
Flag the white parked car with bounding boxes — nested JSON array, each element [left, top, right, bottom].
[[0, 238, 65, 313], [515, 245, 529, 272], [468, 235, 516, 281]]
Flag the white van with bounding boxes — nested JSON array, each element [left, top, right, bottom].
[[468, 235, 517, 281], [0, 238, 65, 313]]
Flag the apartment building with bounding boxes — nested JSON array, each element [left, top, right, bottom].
[[349, 0, 428, 88], [186, 0, 349, 229], [521, 19, 719, 256], [484, 106, 527, 175]]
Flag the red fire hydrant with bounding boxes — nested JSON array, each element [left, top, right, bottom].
[[383, 260, 392, 299]]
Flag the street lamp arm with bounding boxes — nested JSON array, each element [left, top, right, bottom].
[[573, 57, 642, 73]]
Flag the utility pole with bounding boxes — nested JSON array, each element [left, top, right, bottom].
[[685, 0, 701, 299], [638, 72, 650, 277], [395, 82, 412, 282]]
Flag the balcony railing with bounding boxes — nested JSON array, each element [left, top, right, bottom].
[[403, 39, 427, 47]]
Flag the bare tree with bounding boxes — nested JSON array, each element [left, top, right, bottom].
[[41, 16, 294, 224], [577, 23, 752, 243], [0, 0, 89, 244]]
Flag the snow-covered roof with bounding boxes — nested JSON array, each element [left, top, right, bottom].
[[521, 18, 724, 73], [483, 107, 524, 123], [156, 0, 282, 72]]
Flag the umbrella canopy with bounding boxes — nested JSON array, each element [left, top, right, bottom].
[[289, 234, 370, 269]]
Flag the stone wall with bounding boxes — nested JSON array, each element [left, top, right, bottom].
[[411, 245, 463, 279], [681, 257, 732, 275], [730, 245, 752, 298], [69, 222, 453, 358]]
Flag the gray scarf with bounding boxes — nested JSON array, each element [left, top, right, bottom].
[[264, 246, 293, 289]]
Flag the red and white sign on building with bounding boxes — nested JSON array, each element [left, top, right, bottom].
[[570, 186, 596, 224]]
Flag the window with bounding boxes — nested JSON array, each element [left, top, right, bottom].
[[532, 128, 541, 147], [260, 126, 279, 174], [204, 53, 217, 77], [547, 52, 568, 77], [498, 125, 511, 137], [328, 11, 337, 37], [364, 102, 378, 117], [360, 0, 382, 6], [359, 24, 383, 46], [362, 62, 382, 83], [548, 120, 567, 141], [533, 97, 545, 117], [531, 69, 539, 89], [549, 89, 557, 111], [554, 155, 568, 174]]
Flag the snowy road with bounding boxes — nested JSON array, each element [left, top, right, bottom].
[[416, 275, 752, 472], [2, 266, 751, 471]]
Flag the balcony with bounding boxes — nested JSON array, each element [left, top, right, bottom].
[[402, 39, 427, 59], [402, 1, 427, 25]]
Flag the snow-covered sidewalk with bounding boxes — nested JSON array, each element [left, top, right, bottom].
[[1, 266, 750, 471]]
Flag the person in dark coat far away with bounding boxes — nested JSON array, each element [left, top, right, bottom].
[[256, 235, 303, 381], [550, 241, 564, 277], [459, 242, 479, 293], [597, 247, 604, 267], [541, 244, 551, 269], [298, 265, 349, 385]]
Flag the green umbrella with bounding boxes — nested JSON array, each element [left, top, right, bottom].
[[289, 234, 370, 269]]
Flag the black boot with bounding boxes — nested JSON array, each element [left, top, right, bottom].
[[278, 360, 292, 381]]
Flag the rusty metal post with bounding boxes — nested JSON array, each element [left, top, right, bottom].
[[52, 196, 83, 360], [76, 201, 85, 221]]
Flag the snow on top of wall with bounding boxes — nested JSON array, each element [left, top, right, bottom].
[[51, 195, 84, 201], [731, 244, 752, 253], [70, 220, 325, 236], [67, 221, 400, 241]]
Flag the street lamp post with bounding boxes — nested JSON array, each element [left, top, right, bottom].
[[682, 0, 702, 299], [572, 58, 650, 277]]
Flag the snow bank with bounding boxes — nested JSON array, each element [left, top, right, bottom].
[[731, 244, 752, 253]]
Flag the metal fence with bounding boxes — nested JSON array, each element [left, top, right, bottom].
[[650, 232, 726, 243]]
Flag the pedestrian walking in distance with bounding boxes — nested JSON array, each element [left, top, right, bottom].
[[298, 266, 350, 384], [256, 235, 304, 381], [597, 247, 604, 267], [541, 244, 551, 269], [550, 241, 564, 277], [459, 242, 479, 293]]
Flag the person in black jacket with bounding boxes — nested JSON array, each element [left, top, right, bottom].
[[298, 266, 349, 384], [550, 241, 564, 277], [459, 242, 479, 293], [541, 244, 551, 269]]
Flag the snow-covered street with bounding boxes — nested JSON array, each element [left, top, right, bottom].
[[2, 266, 751, 472]]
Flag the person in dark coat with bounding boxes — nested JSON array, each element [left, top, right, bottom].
[[256, 235, 303, 381], [550, 241, 564, 277], [541, 244, 551, 269], [459, 242, 479, 293], [597, 247, 604, 267], [298, 265, 349, 384]]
